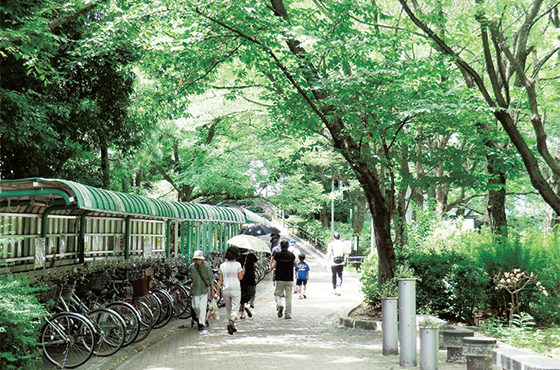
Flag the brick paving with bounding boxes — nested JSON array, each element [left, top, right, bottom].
[[43, 241, 494, 370]]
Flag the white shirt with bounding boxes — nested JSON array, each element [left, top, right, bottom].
[[288, 245, 300, 256], [219, 260, 242, 291], [326, 239, 350, 266]]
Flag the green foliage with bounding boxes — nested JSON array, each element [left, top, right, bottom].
[[401, 247, 489, 325], [0, 277, 46, 369], [359, 253, 381, 306], [480, 313, 558, 355], [0, 236, 45, 369], [389, 209, 560, 326], [1, 0, 148, 185]]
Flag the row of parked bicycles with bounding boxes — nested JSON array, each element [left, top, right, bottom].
[[37, 252, 271, 369]]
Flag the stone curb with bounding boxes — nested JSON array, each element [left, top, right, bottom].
[[339, 302, 381, 330]]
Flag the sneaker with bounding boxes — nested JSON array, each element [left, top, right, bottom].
[[245, 306, 253, 318], [303, 294, 307, 299], [277, 306, 284, 318], [285, 316, 292, 319], [227, 321, 235, 335], [299, 295, 303, 299], [228, 321, 235, 335], [337, 292, 341, 296], [198, 324, 205, 331]]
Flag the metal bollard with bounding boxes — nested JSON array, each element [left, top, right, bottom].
[[398, 278, 417, 367], [442, 328, 474, 363], [382, 297, 399, 356], [462, 337, 497, 370], [420, 328, 439, 370]]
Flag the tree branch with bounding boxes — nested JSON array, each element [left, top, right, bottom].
[[493, 29, 560, 178], [183, 40, 245, 89], [398, 0, 497, 108], [48, 3, 98, 31]]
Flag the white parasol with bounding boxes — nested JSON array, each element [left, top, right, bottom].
[[227, 234, 270, 254]]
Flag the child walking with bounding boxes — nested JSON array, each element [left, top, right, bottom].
[[295, 254, 310, 299]]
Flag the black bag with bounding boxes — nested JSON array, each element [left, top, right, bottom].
[[334, 256, 344, 264]]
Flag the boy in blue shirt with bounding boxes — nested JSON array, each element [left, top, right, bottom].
[[295, 254, 310, 299]]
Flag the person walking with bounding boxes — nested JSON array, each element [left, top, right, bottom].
[[325, 232, 349, 296], [269, 233, 280, 251], [216, 246, 244, 335], [270, 240, 297, 319], [189, 250, 216, 331], [295, 254, 310, 299], [237, 248, 258, 318], [288, 239, 301, 295]]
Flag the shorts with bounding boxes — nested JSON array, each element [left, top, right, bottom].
[[296, 278, 308, 286]]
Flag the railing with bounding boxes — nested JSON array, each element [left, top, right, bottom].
[[347, 255, 366, 265], [283, 221, 327, 253]]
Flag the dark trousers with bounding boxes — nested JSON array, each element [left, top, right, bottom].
[[331, 265, 344, 289]]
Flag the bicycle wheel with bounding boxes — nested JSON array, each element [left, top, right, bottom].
[[133, 300, 153, 343], [151, 289, 173, 329], [168, 284, 190, 318], [88, 308, 126, 357], [106, 301, 141, 347], [41, 312, 96, 369], [140, 293, 162, 325]]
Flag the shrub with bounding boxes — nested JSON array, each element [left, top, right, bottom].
[[0, 235, 46, 369], [0, 277, 46, 370], [480, 313, 554, 354], [359, 253, 380, 306], [403, 248, 489, 325]]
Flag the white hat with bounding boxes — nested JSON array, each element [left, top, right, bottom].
[[192, 250, 205, 260]]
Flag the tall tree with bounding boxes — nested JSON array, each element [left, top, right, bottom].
[[0, 0, 147, 187], [398, 0, 560, 218]]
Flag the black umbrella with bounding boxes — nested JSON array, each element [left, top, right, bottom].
[[242, 223, 280, 236]]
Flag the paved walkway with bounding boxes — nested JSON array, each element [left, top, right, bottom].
[[44, 241, 491, 370]]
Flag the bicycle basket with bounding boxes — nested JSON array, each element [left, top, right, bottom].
[[132, 278, 149, 297], [90, 274, 109, 292], [60, 286, 73, 300], [177, 264, 189, 276], [37, 284, 58, 304]]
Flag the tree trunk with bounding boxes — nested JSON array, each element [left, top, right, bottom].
[[177, 184, 193, 202], [351, 169, 396, 284], [100, 142, 110, 189], [546, 145, 560, 231], [476, 122, 508, 236], [135, 170, 143, 187], [412, 135, 425, 215], [486, 159, 508, 236], [319, 203, 329, 228], [394, 144, 411, 249], [354, 192, 366, 234]]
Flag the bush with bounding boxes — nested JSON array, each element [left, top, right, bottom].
[[398, 213, 560, 326], [0, 235, 46, 369], [479, 313, 557, 354], [359, 253, 380, 306], [401, 248, 489, 325], [0, 277, 46, 370]]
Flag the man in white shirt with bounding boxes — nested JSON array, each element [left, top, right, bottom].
[[325, 232, 349, 296]]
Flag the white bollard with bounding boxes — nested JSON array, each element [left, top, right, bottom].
[[382, 297, 399, 356], [398, 278, 417, 367], [420, 328, 439, 370]]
